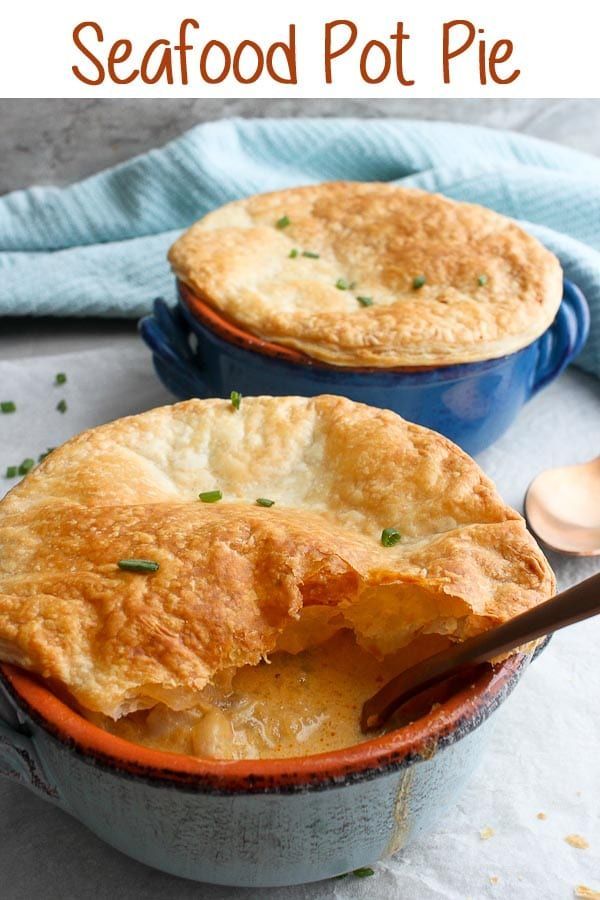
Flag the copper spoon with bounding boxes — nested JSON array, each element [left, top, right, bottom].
[[361, 572, 600, 733], [525, 456, 600, 556]]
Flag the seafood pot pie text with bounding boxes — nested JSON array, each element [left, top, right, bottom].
[[0, 396, 554, 759]]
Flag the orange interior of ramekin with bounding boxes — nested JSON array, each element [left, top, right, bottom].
[[0, 655, 524, 790], [180, 281, 313, 365], [179, 281, 441, 374]]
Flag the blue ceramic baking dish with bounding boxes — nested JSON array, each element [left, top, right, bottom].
[[139, 279, 589, 456], [0, 647, 541, 887]]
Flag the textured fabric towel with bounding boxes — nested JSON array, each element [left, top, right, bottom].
[[0, 117, 598, 378]]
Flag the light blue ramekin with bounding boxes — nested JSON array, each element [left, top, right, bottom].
[[0, 649, 539, 887]]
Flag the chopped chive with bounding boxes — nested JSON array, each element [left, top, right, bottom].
[[55, 373, 67, 385], [0, 401, 16, 414], [118, 559, 160, 574], [356, 296, 373, 307], [336, 278, 349, 290], [353, 867, 375, 878], [256, 498, 275, 507], [38, 447, 55, 463], [230, 390, 242, 410], [276, 215, 291, 229], [412, 275, 426, 290], [381, 527, 401, 547], [199, 490, 222, 503], [18, 458, 35, 476], [302, 251, 320, 259], [289, 248, 299, 258], [56, 399, 67, 414], [5, 466, 17, 478], [478, 274, 488, 287]]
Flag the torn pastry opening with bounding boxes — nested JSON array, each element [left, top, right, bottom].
[[0, 396, 555, 762], [79, 579, 492, 761]]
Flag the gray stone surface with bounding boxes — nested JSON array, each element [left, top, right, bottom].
[[1, 99, 599, 194]]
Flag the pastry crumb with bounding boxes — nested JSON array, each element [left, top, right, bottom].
[[537, 812, 547, 820], [489, 875, 500, 885], [565, 834, 589, 850], [480, 826, 495, 840], [575, 886, 600, 899]]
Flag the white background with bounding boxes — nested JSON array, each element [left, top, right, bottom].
[[1, 0, 599, 98]]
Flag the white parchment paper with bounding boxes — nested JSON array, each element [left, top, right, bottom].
[[0, 345, 598, 900]]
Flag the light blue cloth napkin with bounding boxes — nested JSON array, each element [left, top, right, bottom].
[[0, 117, 598, 378]]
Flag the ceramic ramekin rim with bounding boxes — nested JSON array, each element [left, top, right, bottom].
[[177, 280, 529, 378], [0, 652, 528, 795]]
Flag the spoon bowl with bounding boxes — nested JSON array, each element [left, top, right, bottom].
[[525, 456, 600, 556]]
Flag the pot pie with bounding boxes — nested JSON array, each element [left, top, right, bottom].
[[0, 395, 554, 759], [169, 181, 563, 369]]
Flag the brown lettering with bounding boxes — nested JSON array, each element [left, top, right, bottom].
[[233, 40, 264, 84], [141, 40, 173, 84], [266, 25, 297, 84], [199, 40, 231, 84], [107, 40, 138, 85], [489, 39, 520, 84], [72, 21, 105, 85], [389, 22, 414, 86], [324, 19, 358, 83], [175, 19, 199, 86], [442, 19, 475, 83], [360, 40, 391, 84]]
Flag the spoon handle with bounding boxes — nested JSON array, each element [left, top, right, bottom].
[[362, 571, 600, 732], [447, 570, 600, 664]]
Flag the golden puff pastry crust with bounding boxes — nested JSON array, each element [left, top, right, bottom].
[[0, 396, 554, 718], [169, 182, 563, 368]]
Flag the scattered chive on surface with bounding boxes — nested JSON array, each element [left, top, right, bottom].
[[56, 399, 67, 414], [118, 559, 160, 574], [230, 390, 242, 410], [199, 489, 222, 503], [18, 458, 35, 476], [55, 372, 67, 385], [5, 466, 17, 478], [256, 498, 275, 507], [412, 275, 426, 290], [276, 215, 291, 229], [381, 527, 401, 547], [0, 401, 16, 414], [335, 868, 375, 879], [336, 278, 349, 290], [302, 251, 320, 259], [38, 448, 55, 463], [356, 296, 373, 307], [289, 248, 299, 258], [478, 274, 488, 286]]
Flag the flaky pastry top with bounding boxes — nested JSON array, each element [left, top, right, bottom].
[[0, 396, 554, 717], [169, 182, 563, 368]]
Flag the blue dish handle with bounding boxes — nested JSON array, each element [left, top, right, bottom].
[[530, 279, 590, 397], [138, 299, 210, 399]]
